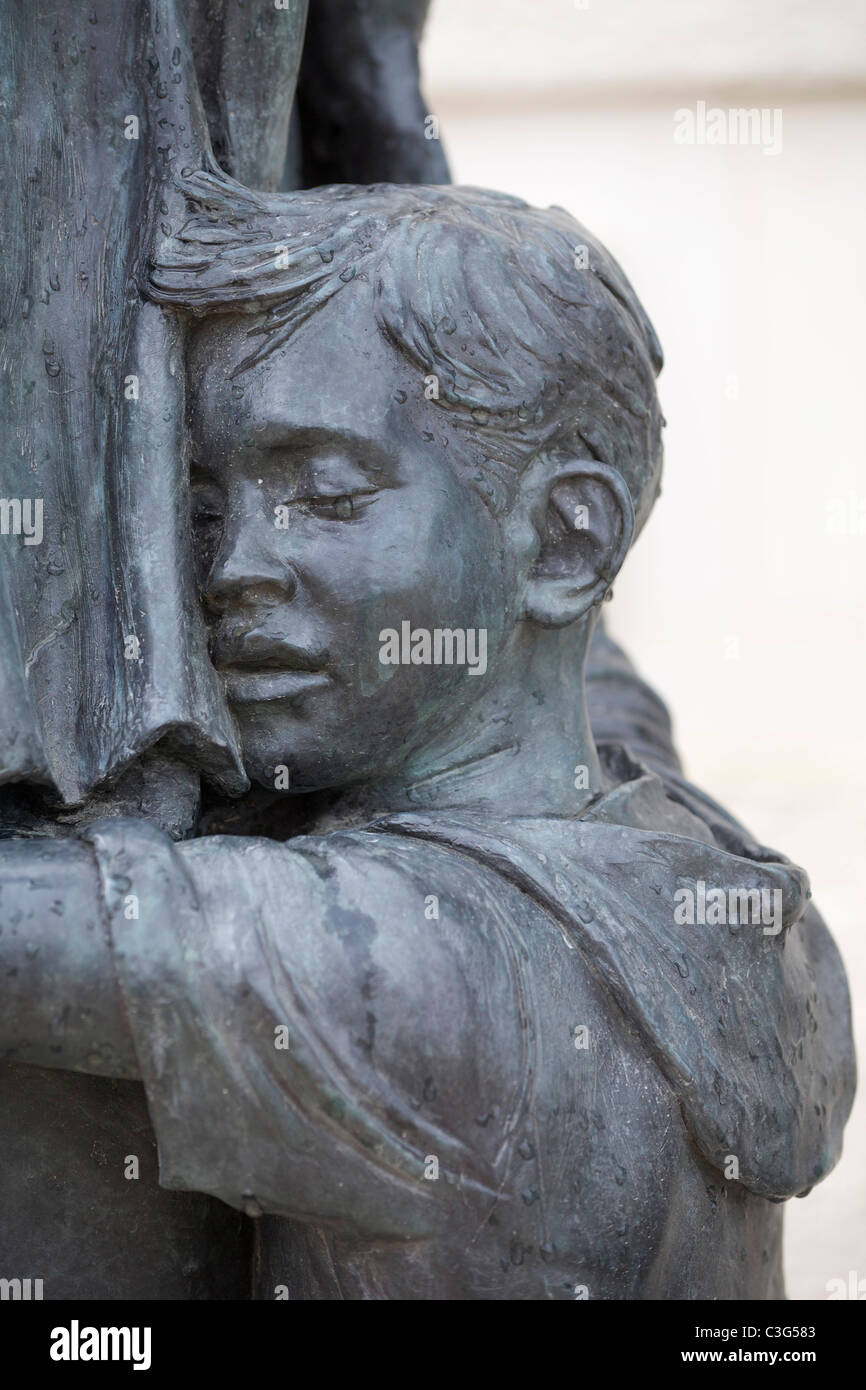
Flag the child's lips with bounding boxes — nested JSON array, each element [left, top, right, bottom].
[[220, 667, 330, 704], [211, 628, 332, 705]]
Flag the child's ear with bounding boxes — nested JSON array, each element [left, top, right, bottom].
[[520, 460, 635, 627]]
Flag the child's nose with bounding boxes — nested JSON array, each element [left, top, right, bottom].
[[203, 513, 298, 612]]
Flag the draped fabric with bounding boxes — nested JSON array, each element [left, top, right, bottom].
[[0, 0, 276, 802]]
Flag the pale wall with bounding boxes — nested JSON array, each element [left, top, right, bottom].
[[422, 0, 866, 1301]]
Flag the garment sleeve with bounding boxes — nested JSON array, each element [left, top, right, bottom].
[[80, 817, 530, 1241]]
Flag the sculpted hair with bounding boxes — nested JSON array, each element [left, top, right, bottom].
[[148, 171, 664, 527]]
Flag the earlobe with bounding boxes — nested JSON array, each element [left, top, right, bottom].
[[521, 460, 635, 628]]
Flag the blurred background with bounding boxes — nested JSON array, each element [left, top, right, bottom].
[[421, 0, 865, 1300]]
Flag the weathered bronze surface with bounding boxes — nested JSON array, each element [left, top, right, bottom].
[[0, 1, 854, 1300]]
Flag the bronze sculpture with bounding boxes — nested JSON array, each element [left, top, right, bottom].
[[0, 1, 855, 1300]]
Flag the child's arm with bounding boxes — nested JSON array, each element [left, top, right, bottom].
[[0, 837, 138, 1077], [0, 816, 528, 1241]]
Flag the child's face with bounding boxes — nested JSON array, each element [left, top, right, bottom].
[[187, 294, 521, 791]]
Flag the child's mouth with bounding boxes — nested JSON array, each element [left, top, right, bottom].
[[220, 667, 330, 704]]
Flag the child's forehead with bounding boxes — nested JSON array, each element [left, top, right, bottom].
[[187, 311, 460, 480], [189, 282, 393, 380], [194, 345, 408, 423]]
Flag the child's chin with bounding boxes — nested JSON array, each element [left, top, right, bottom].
[[241, 751, 347, 795]]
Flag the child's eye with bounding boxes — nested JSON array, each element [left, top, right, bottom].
[[296, 492, 376, 520]]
